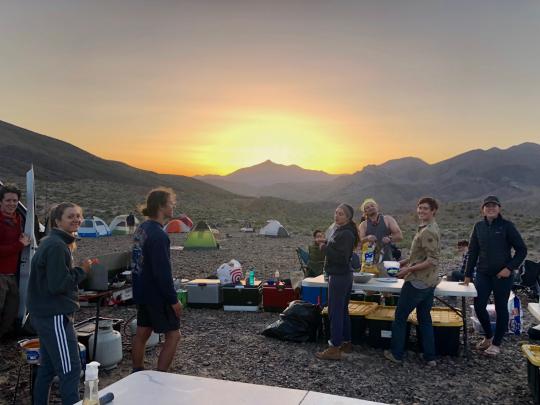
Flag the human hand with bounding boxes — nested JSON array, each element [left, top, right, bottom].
[[382, 236, 391, 245], [80, 258, 93, 273], [496, 268, 512, 279], [461, 277, 471, 286], [172, 302, 183, 318], [19, 234, 31, 247], [396, 267, 410, 279], [367, 235, 377, 243]]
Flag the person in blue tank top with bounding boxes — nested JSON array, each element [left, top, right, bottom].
[[131, 187, 182, 372]]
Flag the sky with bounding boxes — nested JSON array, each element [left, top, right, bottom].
[[1, 0, 539, 176]]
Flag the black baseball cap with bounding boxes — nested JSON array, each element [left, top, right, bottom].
[[482, 195, 501, 208]]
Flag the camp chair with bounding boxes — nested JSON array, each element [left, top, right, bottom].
[[296, 247, 309, 275]]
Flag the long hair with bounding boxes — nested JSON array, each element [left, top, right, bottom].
[[48, 202, 82, 251], [140, 187, 175, 218]]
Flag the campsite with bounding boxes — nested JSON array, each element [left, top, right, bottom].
[[1, 226, 539, 404]]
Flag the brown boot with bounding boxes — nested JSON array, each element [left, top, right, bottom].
[[340, 342, 353, 354], [315, 346, 342, 360]]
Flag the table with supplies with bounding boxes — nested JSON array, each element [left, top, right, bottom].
[[302, 275, 477, 357], [75, 370, 387, 405]]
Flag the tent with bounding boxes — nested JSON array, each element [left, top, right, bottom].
[[240, 221, 254, 233], [164, 215, 193, 233], [184, 221, 219, 250], [109, 215, 140, 235], [78, 216, 112, 238], [259, 220, 289, 238]]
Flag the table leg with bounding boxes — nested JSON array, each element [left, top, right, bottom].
[[92, 297, 102, 361], [462, 297, 469, 360]]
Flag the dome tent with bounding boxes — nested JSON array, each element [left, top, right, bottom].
[[164, 215, 193, 233], [109, 214, 140, 235], [184, 221, 219, 250], [259, 220, 289, 238], [78, 216, 111, 238]]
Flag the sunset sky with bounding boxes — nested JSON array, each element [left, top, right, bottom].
[[1, 1, 539, 176]]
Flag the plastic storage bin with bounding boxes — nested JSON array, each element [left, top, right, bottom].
[[263, 283, 299, 312], [223, 280, 262, 311], [365, 306, 411, 349], [322, 301, 378, 344], [522, 344, 540, 404], [186, 279, 222, 308], [410, 308, 463, 356]]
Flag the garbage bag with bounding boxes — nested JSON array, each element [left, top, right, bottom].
[[262, 300, 321, 342]]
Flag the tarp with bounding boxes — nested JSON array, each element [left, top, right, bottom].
[[259, 220, 289, 238], [78, 216, 111, 238], [184, 221, 219, 250]]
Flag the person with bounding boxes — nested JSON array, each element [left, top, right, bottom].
[[447, 240, 470, 282], [126, 212, 136, 234], [463, 196, 527, 356], [315, 203, 360, 360], [306, 230, 326, 277], [131, 188, 182, 372], [384, 197, 441, 366], [0, 184, 31, 339], [27, 203, 93, 404], [358, 198, 403, 267]]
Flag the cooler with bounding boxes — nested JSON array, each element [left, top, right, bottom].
[[223, 280, 262, 311], [365, 306, 411, 349], [186, 279, 222, 308], [322, 301, 378, 344], [301, 278, 327, 306], [410, 307, 463, 356], [522, 344, 540, 404], [263, 283, 299, 312]]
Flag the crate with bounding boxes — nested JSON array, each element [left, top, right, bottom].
[[522, 345, 540, 404], [186, 279, 222, 308], [365, 306, 411, 349], [263, 283, 300, 312], [223, 280, 262, 312], [321, 301, 378, 344], [410, 308, 463, 356]]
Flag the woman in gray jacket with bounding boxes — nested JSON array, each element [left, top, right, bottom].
[[27, 203, 92, 405]]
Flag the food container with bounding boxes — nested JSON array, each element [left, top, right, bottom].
[[19, 338, 41, 365], [353, 272, 374, 284], [383, 261, 400, 277]]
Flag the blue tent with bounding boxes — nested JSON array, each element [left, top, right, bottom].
[[78, 216, 111, 238]]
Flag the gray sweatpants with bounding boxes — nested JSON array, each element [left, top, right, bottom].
[[31, 314, 81, 405]]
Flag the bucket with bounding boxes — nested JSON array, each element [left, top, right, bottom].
[[19, 338, 41, 365]]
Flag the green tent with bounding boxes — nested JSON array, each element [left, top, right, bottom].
[[184, 221, 219, 250]]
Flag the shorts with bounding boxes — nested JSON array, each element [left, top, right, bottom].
[[136, 303, 180, 333]]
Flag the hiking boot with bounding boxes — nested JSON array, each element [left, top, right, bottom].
[[484, 344, 501, 356], [476, 337, 492, 351], [315, 346, 342, 360], [340, 342, 353, 354], [383, 350, 403, 365]]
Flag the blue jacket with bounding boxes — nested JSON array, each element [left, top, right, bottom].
[[465, 215, 527, 278], [132, 220, 178, 305], [324, 222, 357, 275]]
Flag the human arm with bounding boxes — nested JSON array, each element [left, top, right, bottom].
[[150, 235, 180, 307], [46, 245, 89, 295], [325, 230, 354, 266], [0, 234, 30, 257], [505, 222, 527, 271], [382, 216, 403, 244]]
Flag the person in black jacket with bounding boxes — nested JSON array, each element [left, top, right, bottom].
[[27, 202, 92, 405], [315, 203, 360, 360], [463, 196, 527, 356]]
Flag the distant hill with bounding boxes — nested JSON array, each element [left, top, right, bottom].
[[195, 142, 540, 209]]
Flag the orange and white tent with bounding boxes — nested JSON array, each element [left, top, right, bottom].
[[164, 215, 193, 233]]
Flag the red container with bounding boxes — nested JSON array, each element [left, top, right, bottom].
[[263, 283, 299, 312]]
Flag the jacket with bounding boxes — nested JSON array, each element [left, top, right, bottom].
[[465, 215, 527, 278], [323, 222, 357, 276], [0, 211, 24, 275]]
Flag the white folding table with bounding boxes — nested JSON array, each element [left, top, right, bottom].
[[302, 275, 477, 358], [76, 371, 387, 404]]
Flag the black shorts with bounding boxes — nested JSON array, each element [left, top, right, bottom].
[[136, 303, 180, 333]]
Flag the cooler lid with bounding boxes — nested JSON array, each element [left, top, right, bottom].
[[188, 279, 221, 285]]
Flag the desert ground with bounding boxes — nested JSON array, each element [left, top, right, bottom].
[[1, 226, 539, 405]]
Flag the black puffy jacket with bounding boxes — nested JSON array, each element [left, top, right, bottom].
[[324, 222, 357, 275]]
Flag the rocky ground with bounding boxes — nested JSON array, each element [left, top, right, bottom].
[[1, 230, 538, 404]]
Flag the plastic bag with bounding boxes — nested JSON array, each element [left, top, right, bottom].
[[508, 292, 523, 335], [262, 300, 321, 342], [216, 259, 243, 284]]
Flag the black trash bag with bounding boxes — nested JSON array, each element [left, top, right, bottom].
[[520, 260, 540, 287], [262, 300, 321, 342]]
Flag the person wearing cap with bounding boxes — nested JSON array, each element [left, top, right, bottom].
[[463, 196, 527, 356], [315, 203, 360, 360], [358, 198, 403, 264], [384, 197, 441, 366]]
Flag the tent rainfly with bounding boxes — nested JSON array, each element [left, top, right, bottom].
[[184, 221, 219, 250], [259, 220, 289, 238]]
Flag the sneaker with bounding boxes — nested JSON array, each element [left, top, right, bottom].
[[340, 342, 353, 354], [315, 346, 342, 360], [484, 344, 501, 356], [476, 338, 492, 351], [383, 350, 403, 365]]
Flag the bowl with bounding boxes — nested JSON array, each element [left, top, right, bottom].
[[353, 272, 374, 284]]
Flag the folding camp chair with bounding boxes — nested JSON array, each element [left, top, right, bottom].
[[296, 247, 309, 275]]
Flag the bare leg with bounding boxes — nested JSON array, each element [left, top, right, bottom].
[[157, 330, 181, 371], [132, 326, 153, 369]]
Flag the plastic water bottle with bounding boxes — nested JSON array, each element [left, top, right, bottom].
[[249, 268, 255, 286], [274, 270, 280, 285]]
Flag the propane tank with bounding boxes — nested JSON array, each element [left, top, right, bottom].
[[130, 319, 160, 348], [88, 320, 122, 370]]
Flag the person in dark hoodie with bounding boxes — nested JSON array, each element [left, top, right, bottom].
[[131, 187, 182, 373], [315, 203, 360, 360], [27, 202, 92, 405], [463, 196, 527, 356]]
